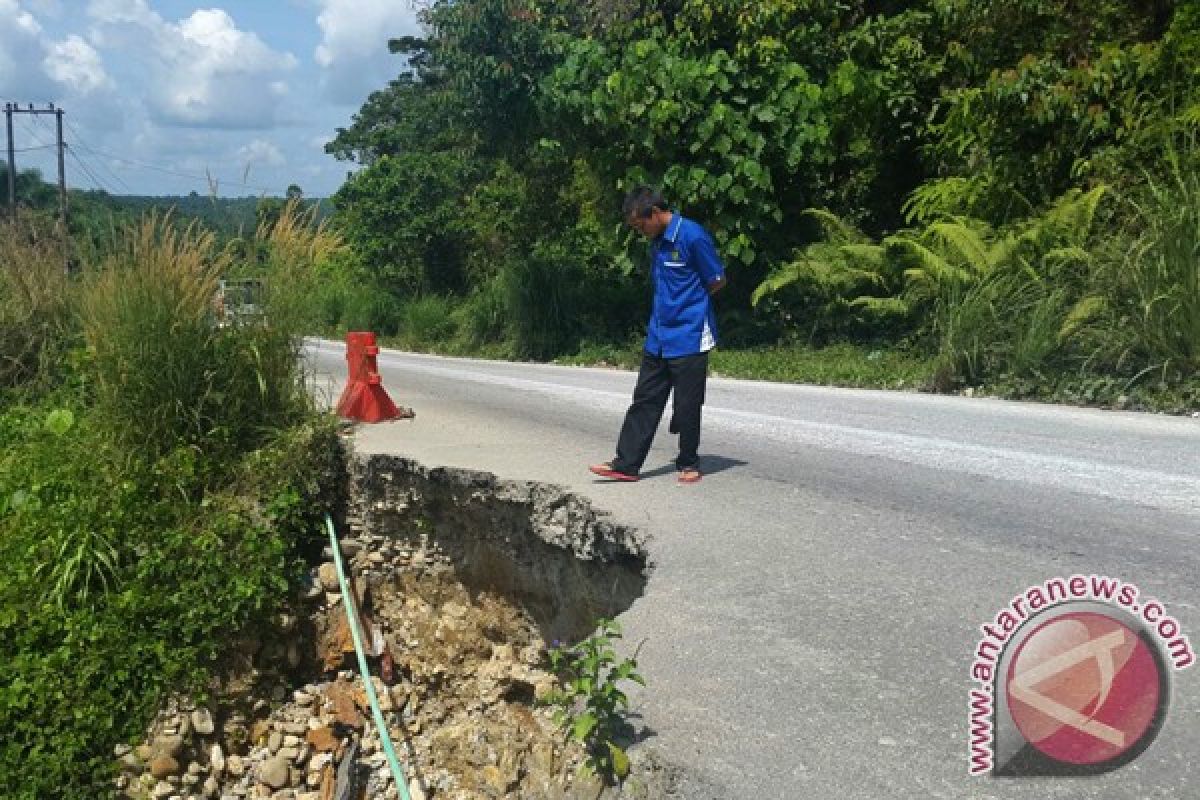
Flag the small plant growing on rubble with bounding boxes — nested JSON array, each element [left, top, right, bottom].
[[543, 618, 645, 782]]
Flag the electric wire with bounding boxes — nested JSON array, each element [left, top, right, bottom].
[[66, 144, 115, 195], [30, 112, 57, 141], [63, 117, 133, 193], [63, 143, 284, 195], [8, 113, 109, 194], [16, 117, 50, 148], [10, 107, 286, 195], [24, 114, 110, 196]]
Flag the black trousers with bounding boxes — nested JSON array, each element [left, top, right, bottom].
[[612, 352, 708, 474]]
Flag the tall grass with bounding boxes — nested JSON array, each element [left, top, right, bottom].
[[255, 199, 344, 333], [80, 214, 308, 463], [1104, 157, 1200, 381], [502, 240, 583, 360], [928, 277, 998, 389], [0, 216, 73, 389]]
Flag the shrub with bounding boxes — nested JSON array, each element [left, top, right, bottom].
[[399, 294, 459, 349], [0, 406, 340, 799], [502, 239, 584, 360], [456, 277, 508, 347], [342, 286, 403, 336]]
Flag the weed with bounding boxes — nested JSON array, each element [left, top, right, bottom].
[[543, 619, 645, 783]]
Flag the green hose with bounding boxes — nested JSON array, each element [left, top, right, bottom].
[[324, 513, 413, 800]]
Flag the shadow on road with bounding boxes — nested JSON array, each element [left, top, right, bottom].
[[635, 454, 748, 480]]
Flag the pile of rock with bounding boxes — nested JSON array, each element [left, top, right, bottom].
[[115, 537, 579, 800], [115, 675, 429, 800]]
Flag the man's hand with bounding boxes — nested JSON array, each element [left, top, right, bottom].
[[708, 275, 727, 296]]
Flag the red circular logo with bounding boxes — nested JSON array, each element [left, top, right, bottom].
[[1005, 611, 1164, 765]]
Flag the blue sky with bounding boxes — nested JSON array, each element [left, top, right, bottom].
[[1, 0, 422, 196]]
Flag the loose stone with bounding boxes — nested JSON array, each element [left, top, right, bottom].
[[258, 756, 291, 790], [149, 754, 180, 780], [192, 708, 215, 736], [210, 744, 225, 776]]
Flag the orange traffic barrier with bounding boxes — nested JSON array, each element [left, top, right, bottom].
[[335, 332, 413, 423]]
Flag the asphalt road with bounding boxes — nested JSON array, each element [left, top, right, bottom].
[[307, 339, 1200, 799]]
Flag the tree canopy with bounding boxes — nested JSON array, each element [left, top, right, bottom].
[[320, 1, 1198, 384]]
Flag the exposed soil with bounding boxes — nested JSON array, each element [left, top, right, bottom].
[[117, 453, 674, 800]]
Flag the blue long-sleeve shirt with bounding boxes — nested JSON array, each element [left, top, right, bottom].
[[644, 212, 726, 358]]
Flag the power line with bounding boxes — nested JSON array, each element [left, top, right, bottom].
[[30, 112, 59, 145], [68, 143, 285, 195], [28, 114, 127, 198], [9, 114, 112, 192], [63, 117, 132, 194], [66, 145, 115, 193], [12, 101, 288, 196], [66, 144, 115, 195], [16, 117, 50, 148]]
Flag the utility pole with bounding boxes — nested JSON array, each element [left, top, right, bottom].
[[4, 103, 71, 272], [55, 107, 67, 236], [4, 103, 14, 220]]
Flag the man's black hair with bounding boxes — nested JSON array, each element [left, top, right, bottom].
[[623, 186, 669, 220]]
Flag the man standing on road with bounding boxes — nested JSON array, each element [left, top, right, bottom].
[[590, 186, 727, 483]]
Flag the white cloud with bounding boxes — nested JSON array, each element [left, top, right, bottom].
[[85, 0, 157, 31], [0, 1, 114, 105], [313, 0, 420, 104], [237, 139, 286, 168], [44, 34, 112, 94], [0, 0, 55, 100], [86, 1, 298, 129], [4, 1, 352, 196]]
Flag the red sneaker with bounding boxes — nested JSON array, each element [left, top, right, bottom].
[[589, 463, 640, 482]]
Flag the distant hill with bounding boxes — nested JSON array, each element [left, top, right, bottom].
[[3, 163, 333, 243], [111, 193, 334, 237]]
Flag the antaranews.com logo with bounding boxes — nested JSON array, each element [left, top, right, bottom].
[[968, 574, 1194, 776]]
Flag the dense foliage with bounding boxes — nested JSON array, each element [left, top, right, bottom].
[[326, 0, 1199, 404], [0, 207, 342, 798]]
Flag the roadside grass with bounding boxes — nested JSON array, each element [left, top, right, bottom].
[[559, 339, 933, 390], [982, 372, 1200, 414], [710, 343, 931, 389]]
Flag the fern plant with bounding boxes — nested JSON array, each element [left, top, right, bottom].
[[752, 210, 905, 342], [752, 187, 1110, 387]]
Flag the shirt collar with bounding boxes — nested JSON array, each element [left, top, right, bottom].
[[661, 213, 683, 244]]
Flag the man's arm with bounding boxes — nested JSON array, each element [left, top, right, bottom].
[[692, 227, 727, 296]]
